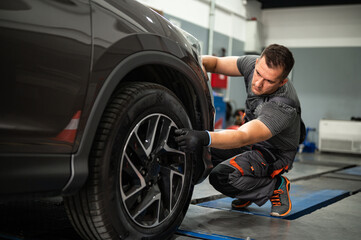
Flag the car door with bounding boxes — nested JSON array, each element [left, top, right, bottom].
[[0, 0, 92, 153]]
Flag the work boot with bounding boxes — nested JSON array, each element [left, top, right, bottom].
[[231, 199, 252, 210], [270, 176, 292, 217]]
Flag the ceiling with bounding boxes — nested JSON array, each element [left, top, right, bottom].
[[257, 0, 361, 9]]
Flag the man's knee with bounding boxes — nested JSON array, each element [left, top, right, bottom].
[[209, 164, 239, 197]]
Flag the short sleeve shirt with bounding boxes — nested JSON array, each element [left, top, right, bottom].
[[236, 56, 301, 154]]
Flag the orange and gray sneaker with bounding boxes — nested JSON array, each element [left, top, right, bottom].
[[270, 176, 292, 217], [231, 199, 252, 210]]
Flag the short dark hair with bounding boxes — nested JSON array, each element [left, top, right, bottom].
[[260, 44, 295, 80]]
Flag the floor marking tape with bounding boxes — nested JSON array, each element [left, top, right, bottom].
[[177, 229, 253, 240]]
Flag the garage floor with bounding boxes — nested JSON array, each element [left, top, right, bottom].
[[1, 152, 361, 240]]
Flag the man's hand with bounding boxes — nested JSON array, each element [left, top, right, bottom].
[[174, 129, 210, 152]]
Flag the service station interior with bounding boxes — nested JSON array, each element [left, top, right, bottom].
[[1, 1, 361, 240]]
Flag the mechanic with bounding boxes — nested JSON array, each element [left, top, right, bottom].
[[175, 44, 302, 217]]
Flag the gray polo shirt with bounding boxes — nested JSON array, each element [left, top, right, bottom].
[[237, 55, 301, 163]]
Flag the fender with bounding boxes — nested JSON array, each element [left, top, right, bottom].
[[62, 50, 212, 194]]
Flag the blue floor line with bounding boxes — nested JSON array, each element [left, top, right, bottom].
[[177, 229, 253, 240], [197, 186, 350, 220]]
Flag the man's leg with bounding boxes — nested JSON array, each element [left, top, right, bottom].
[[211, 147, 250, 167], [209, 150, 277, 207], [210, 149, 293, 216], [210, 147, 255, 208]]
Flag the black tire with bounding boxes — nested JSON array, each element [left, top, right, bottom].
[[64, 82, 194, 240]]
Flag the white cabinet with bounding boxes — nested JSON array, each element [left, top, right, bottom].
[[319, 120, 361, 154]]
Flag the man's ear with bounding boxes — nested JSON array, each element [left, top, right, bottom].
[[280, 78, 288, 86]]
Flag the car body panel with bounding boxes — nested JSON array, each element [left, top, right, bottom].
[[0, 0, 92, 154], [0, 0, 214, 198]]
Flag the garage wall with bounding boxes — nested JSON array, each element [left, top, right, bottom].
[[137, 0, 247, 54], [262, 5, 361, 48], [262, 4, 361, 142], [290, 47, 361, 129]]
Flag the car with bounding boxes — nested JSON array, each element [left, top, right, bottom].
[[0, 0, 214, 239]]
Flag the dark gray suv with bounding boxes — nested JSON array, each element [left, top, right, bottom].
[[0, 0, 214, 239]]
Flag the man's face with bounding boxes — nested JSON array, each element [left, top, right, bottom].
[[251, 57, 288, 95]]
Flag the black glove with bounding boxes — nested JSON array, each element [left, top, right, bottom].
[[174, 128, 210, 152]]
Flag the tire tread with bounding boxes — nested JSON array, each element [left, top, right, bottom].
[[64, 82, 190, 240]]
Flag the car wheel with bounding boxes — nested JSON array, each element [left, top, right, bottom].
[[64, 82, 194, 239]]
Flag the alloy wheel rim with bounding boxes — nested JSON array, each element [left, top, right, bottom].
[[120, 113, 186, 228]]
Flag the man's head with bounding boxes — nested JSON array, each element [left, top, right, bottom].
[[251, 44, 294, 95]]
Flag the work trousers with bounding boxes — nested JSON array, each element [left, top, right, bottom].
[[209, 147, 277, 206]]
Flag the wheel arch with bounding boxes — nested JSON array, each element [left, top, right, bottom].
[[62, 51, 213, 195]]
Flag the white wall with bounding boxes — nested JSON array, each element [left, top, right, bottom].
[[136, 0, 210, 28], [136, 0, 248, 43], [262, 4, 361, 143], [262, 4, 361, 47]]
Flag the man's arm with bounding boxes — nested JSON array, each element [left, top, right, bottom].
[[208, 119, 272, 149], [202, 55, 242, 76], [174, 119, 273, 152]]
